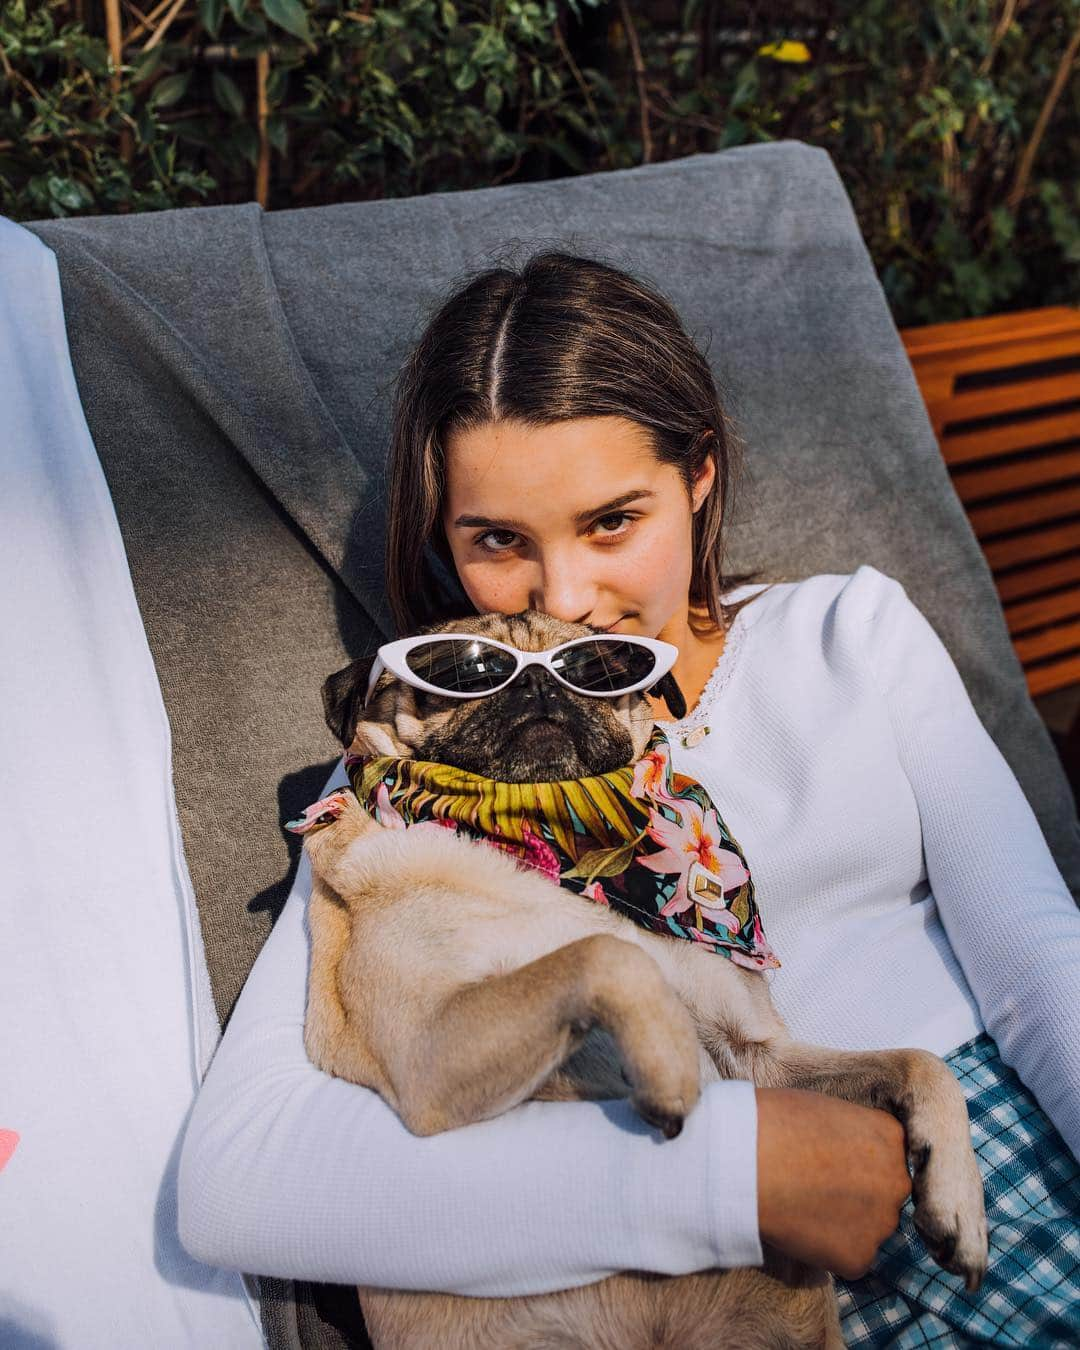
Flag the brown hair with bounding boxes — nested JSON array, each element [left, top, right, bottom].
[[385, 248, 772, 638]]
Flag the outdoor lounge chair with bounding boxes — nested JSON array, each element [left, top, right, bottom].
[[4, 139, 1077, 1350]]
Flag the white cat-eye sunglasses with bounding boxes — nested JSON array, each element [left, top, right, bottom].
[[364, 632, 679, 705]]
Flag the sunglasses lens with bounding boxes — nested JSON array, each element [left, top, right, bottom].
[[405, 639, 518, 693], [553, 640, 657, 693]]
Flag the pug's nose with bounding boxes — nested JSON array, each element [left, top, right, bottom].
[[512, 665, 559, 711]]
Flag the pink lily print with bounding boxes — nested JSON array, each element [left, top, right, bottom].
[[630, 738, 681, 810], [371, 784, 457, 836], [636, 797, 749, 919], [580, 880, 611, 907], [372, 781, 407, 829]]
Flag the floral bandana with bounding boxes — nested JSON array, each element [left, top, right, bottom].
[[344, 725, 780, 971]]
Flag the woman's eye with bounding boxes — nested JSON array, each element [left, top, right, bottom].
[[591, 512, 634, 537], [475, 513, 635, 553], [476, 529, 518, 553]]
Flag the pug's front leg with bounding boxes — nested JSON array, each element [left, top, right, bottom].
[[773, 1043, 989, 1292], [393, 933, 702, 1139]]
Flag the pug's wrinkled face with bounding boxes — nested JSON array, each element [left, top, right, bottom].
[[322, 611, 675, 782]]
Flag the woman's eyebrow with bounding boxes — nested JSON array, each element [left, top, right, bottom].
[[453, 489, 656, 532]]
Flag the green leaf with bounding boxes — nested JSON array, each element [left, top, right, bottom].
[[546, 135, 585, 172], [452, 62, 478, 91], [134, 105, 157, 145], [212, 68, 245, 116], [562, 841, 639, 882], [148, 71, 191, 109], [441, 0, 457, 29], [560, 104, 589, 136], [198, 0, 224, 39], [267, 113, 288, 154], [586, 68, 616, 101], [232, 121, 260, 168], [383, 123, 414, 158], [80, 45, 110, 77], [989, 204, 1015, 243], [484, 79, 503, 114], [730, 59, 759, 112], [132, 46, 165, 83], [263, 0, 311, 44], [265, 66, 288, 103], [225, 0, 247, 20], [47, 174, 93, 212]]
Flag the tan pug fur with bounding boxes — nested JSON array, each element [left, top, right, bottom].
[[299, 610, 988, 1350]]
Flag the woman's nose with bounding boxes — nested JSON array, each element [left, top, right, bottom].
[[529, 562, 597, 626]]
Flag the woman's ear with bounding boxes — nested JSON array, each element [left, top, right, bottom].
[[690, 439, 717, 513]]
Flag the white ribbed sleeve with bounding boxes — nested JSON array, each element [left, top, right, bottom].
[[177, 844, 762, 1293], [863, 572, 1080, 1162]]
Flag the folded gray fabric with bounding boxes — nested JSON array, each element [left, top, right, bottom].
[[25, 138, 1080, 1350]]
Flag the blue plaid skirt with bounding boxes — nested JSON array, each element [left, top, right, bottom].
[[835, 1034, 1080, 1347]]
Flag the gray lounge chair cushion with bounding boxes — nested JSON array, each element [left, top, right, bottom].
[[25, 139, 1080, 1350]]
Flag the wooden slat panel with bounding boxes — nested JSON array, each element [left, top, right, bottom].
[[940, 408, 1080, 467], [968, 483, 1080, 537], [928, 372, 1080, 426], [1014, 618, 1080, 664], [984, 520, 1080, 570], [901, 307, 1080, 693], [1005, 586, 1080, 635], [901, 306, 1080, 357], [1027, 654, 1080, 698], [996, 555, 1080, 603], [952, 445, 1080, 504], [909, 332, 1080, 385]]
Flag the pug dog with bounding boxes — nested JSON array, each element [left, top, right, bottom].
[[293, 609, 987, 1350]]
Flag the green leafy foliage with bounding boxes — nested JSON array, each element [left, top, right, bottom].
[[1, 0, 1076, 323]]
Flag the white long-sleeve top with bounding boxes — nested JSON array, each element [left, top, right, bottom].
[[177, 563, 1080, 1296]]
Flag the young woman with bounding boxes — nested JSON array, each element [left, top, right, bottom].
[[179, 251, 1080, 1345]]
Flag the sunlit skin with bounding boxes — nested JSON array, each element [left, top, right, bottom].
[[440, 416, 724, 721]]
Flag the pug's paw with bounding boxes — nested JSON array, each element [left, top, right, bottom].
[[911, 1137, 988, 1293], [622, 988, 702, 1140]]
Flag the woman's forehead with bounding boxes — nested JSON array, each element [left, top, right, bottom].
[[442, 416, 672, 519]]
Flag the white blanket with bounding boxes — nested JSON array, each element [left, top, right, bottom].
[[0, 217, 263, 1349]]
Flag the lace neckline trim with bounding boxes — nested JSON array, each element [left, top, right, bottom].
[[654, 586, 767, 732]]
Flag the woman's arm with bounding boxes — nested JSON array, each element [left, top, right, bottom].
[[176, 832, 764, 1296], [863, 570, 1080, 1161]]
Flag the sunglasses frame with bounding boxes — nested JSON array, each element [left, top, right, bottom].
[[364, 632, 679, 705]]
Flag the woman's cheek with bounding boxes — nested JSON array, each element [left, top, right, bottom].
[[616, 528, 687, 597], [456, 557, 526, 614], [625, 529, 694, 626]]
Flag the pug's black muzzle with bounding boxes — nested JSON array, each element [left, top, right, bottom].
[[414, 667, 636, 783]]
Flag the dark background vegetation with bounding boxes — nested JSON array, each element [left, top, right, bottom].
[[2, 0, 1078, 325]]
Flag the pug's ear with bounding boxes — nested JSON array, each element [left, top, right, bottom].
[[650, 673, 687, 721], [321, 657, 421, 758], [322, 656, 377, 747]]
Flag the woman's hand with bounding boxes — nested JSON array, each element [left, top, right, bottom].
[[755, 1087, 912, 1279]]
